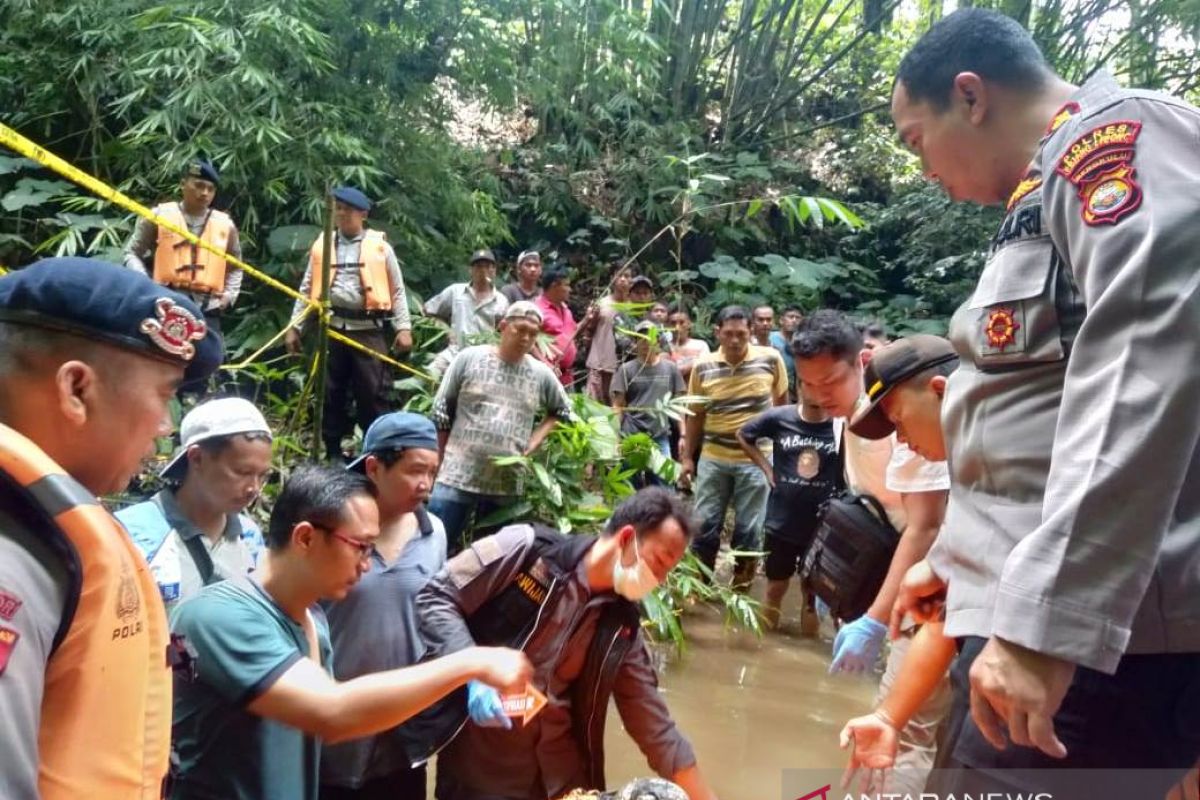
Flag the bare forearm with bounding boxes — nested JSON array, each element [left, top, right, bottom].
[[526, 417, 559, 455], [322, 649, 484, 743], [876, 622, 955, 729], [437, 430, 450, 461], [736, 433, 772, 481], [683, 413, 705, 461], [867, 520, 941, 623], [672, 764, 718, 800]]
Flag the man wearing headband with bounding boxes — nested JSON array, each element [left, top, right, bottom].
[[500, 249, 543, 304], [429, 301, 575, 554]]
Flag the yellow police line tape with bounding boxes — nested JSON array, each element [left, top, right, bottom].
[[0, 122, 431, 382]]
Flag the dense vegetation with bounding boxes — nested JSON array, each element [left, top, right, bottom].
[[4, 0, 1199, 638]]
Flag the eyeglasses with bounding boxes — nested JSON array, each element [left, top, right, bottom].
[[315, 525, 374, 560]]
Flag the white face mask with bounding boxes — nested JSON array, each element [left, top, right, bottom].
[[612, 534, 660, 601]]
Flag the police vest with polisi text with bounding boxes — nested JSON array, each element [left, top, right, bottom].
[[308, 230, 393, 311], [152, 203, 233, 295], [0, 423, 172, 800]]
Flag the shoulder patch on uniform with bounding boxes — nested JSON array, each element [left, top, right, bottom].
[[0, 590, 22, 621], [1045, 101, 1081, 136], [1055, 121, 1143, 227], [1055, 121, 1141, 181], [1006, 176, 1042, 211], [0, 626, 19, 676]]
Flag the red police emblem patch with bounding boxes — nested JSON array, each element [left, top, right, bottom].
[[0, 626, 19, 676], [1056, 121, 1143, 227], [139, 297, 207, 360], [1080, 165, 1142, 226], [0, 590, 22, 621], [985, 307, 1021, 351]]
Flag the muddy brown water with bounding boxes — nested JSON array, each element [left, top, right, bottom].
[[604, 582, 878, 800]]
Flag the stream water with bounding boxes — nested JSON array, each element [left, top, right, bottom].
[[605, 582, 878, 800]]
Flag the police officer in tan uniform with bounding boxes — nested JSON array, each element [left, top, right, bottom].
[[124, 159, 244, 336], [286, 186, 413, 460], [889, 9, 1200, 797]]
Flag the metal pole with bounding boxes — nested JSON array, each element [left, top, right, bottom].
[[312, 190, 335, 461]]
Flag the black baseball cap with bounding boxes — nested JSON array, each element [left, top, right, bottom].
[[848, 334, 958, 440], [469, 248, 496, 265]]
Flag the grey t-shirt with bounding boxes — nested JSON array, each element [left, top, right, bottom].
[[431, 345, 574, 496], [318, 509, 446, 787], [610, 358, 685, 438]]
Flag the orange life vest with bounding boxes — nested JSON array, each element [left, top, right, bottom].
[[307, 230, 393, 311], [152, 202, 233, 294], [0, 424, 171, 800]]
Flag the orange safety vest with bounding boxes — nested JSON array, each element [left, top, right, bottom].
[[307, 230, 393, 311], [0, 424, 171, 800], [152, 202, 233, 295]]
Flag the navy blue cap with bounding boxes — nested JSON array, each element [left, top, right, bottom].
[[332, 186, 371, 212], [348, 412, 438, 472], [0, 258, 222, 382], [184, 160, 220, 185]]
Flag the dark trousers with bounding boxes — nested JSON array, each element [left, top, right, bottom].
[[931, 635, 1200, 800], [323, 327, 390, 456], [320, 766, 426, 800]]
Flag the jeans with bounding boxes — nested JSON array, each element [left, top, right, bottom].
[[689, 457, 769, 569], [428, 482, 512, 556]]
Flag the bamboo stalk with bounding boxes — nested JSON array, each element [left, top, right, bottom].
[[312, 190, 334, 462]]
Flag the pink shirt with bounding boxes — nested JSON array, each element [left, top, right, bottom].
[[535, 295, 577, 384]]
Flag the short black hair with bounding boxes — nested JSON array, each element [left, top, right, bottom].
[[604, 486, 696, 542], [266, 466, 376, 550], [667, 303, 691, 319], [792, 309, 863, 365], [715, 305, 750, 327], [783, 305, 803, 315], [861, 320, 888, 341], [897, 8, 1050, 111], [541, 267, 570, 291]]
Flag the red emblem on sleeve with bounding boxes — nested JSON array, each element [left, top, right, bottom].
[[139, 298, 207, 360], [1055, 121, 1144, 227], [985, 307, 1021, 351], [0, 590, 22, 621], [0, 626, 20, 676], [1079, 165, 1142, 226]]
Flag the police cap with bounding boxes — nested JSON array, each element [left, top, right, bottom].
[[331, 186, 372, 212], [184, 159, 220, 185], [0, 257, 222, 383]]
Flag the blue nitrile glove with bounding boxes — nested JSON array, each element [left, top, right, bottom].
[[466, 680, 512, 729], [829, 615, 887, 675]]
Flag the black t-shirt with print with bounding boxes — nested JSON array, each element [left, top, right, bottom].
[[739, 405, 844, 542]]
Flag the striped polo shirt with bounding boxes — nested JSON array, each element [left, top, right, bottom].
[[688, 344, 788, 462]]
